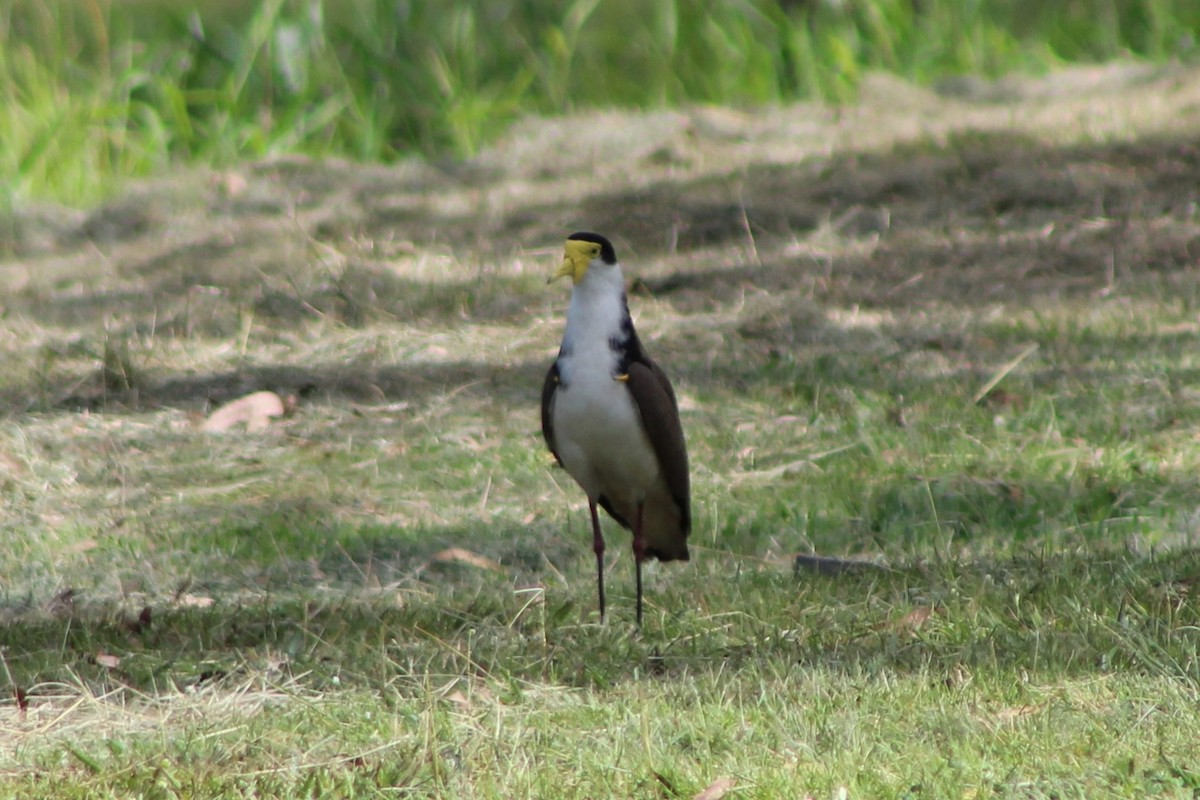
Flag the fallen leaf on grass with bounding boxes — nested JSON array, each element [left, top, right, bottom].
[[201, 391, 287, 433], [428, 548, 503, 572], [175, 593, 215, 608], [994, 704, 1041, 724], [874, 605, 937, 634], [693, 777, 736, 800], [896, 605, 935, 632]]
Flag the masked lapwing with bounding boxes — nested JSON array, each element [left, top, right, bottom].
[[541, 232, 690, 627]]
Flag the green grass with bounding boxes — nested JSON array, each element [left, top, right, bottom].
[[4, 553, 1200, 796], [4, 11, 1200, 794], [4, 88, 1200, 793], [3, 0, 1200, 207]]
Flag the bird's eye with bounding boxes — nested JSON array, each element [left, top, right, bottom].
[[590, 247, 600, 257]]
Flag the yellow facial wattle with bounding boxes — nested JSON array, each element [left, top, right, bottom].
[[552, 239, 602, 284]]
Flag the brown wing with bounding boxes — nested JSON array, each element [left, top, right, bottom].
[[624, 359, 691, 533], [540, 362, 563, 466]]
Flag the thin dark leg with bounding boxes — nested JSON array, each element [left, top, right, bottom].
[[632, 501, 646, 628], [589, 500, 606, 622]]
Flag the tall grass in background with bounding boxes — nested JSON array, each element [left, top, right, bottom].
[[2, 0, 1198, 207]]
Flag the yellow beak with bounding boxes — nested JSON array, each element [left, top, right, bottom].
[[550, 241, 593, 285]]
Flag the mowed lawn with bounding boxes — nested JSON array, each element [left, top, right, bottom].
[[3, 70, 1200, 797]]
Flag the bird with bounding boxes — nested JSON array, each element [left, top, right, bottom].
[[541, 231, 691, 627]]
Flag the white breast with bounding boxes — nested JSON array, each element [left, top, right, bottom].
[[553, 358, 661, 507], [552, 265, 661, 508]]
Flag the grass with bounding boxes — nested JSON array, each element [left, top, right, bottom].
[[3, 0, 1200, 208], [3, 64, 1200, 794]]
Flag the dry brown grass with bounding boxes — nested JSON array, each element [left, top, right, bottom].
[[3, 67, 1200, 796]]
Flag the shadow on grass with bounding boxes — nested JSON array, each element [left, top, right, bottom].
[[348, 131, 1196, 263], [7, 301, 1200, 438], [2, 130, 1199, 416], [3, 130, 1200, 699], [2, 545, 1200, 697], [182, 510, 580, 592]]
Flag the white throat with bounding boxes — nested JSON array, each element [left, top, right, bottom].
[[558, 262, 628, 383]]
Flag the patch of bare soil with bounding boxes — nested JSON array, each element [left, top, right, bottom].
[[1, 63, 1199, 414]]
